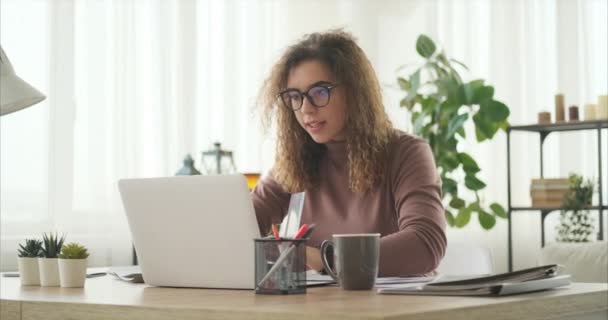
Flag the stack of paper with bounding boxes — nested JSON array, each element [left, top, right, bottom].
[[305, 271, 435, 288], [378, 265, 571, 296]]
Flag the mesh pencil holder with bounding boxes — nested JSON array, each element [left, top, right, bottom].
[[254, 238, 308, 294]]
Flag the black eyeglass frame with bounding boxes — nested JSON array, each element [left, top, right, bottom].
[[277, 83, 339, 111]]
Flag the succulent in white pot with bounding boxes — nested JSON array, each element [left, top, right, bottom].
[[58, 242, 89, 288], [38, 232, 66, 287], [17, 239, 43, 286]]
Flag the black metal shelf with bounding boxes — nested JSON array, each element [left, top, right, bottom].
[[508, 119, 607, 133], [506, 119, 607, 272], [510, 205, 608, 211]]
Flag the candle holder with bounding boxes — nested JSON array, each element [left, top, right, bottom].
[[201, 142, 237, 174]]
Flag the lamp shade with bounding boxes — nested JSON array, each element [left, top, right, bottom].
[[0, 46, 46, 116]]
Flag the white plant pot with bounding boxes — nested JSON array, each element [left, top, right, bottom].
[[38, 258, 60, 287], [58, 259, 87, 288], [17, 257, 40, 286]]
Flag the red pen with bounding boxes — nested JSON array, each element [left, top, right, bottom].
[[292, 223, 309, 240], [271, 224, 280, 239]]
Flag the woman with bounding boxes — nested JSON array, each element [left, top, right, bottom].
[[253, 30, 446, 276]]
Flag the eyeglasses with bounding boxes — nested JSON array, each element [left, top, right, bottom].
[[278, 83, 338, 111]]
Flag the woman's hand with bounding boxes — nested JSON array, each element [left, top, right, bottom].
[[305, 246, 324, 272]]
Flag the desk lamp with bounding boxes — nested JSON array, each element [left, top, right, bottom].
[[1, 46, 46, 115]]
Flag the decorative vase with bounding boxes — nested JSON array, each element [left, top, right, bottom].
[[58, 259, 87, 288], [38, 258, 60, 286], [17, 257, 40, 286]]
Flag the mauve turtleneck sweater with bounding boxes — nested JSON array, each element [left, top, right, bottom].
[[251, 131, 446, 276]]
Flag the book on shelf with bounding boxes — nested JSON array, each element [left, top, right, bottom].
[[531, 178, 569, 185], [530, 190, 568, 200], [378, 264, 570, 296], [530, 178, 569, 191], [530, 199, 564, 208], [530, 185, 568, 190]]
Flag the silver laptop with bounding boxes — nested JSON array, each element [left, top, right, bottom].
[[118, 174, 260, 289]]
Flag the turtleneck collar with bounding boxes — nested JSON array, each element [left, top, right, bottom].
[[324, 139, 348, 166]]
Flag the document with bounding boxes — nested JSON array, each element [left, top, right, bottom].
[[108, 266, 144, 283], [305, 271, 435, 288], [378, 264, 571, 296]]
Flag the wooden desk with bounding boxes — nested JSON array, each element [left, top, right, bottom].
[[1, 276, 606, 320]]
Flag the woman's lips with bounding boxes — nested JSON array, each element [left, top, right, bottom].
[[306, 121, 326, 133]]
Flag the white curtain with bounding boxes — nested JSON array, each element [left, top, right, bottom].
[[1, 0, 606, 272]]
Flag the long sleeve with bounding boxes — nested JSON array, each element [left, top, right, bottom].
[[251, 170, 291, 236], [379, 138, 447, 276]]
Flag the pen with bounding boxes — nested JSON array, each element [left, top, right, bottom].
[[279, 223, 308, 252], [292, 224, 309, 241], [256, 224, 316, 287], [299, 224, 315, 240], [272, 224, 280, 240]]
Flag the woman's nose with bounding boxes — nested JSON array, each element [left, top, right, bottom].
[[300, 96, 316, 114]]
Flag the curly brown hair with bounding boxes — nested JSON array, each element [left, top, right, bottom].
[[258, 29, 394, 193]]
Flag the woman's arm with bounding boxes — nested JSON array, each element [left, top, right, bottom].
[[380, 137, 447, 276], [251, 170, 291, 236]]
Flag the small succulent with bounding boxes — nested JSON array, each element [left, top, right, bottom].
[[17, 239, 43, 258], [41, 233, 66, 258], [58, 242, 89, 259]]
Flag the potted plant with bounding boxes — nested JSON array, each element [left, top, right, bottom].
[[556, 174, 595, 242], [58, 242, 89, 288], [17, 239, 43, 286], [397, 35, 510, 229], [38, 232, 66, 287]]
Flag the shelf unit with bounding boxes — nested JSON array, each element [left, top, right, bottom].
[[506, 119, 608, 271]]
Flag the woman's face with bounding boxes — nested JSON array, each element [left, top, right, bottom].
[[284, 60, 347, 144]]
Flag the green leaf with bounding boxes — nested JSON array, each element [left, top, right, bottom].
[[429, 61, 449, 78], [474, 86, 494, 103], [413, 111, 427, 134], [436, 53, 450, 67], [420, 96, 439, 113], [480, 100, 510, 122], [468, 201, 481, 212], [455, 207, 472, 228], [400, 97, 414, 110], [490, 203, 508, 218], [457, 152, 480, 173], [441, 177, 457, 195], [416, 34, 436, 58], [446, 114, 468, 139], [411, 111, 420, 124], [473, 113, 498, 142], [465, 174, 486, 191], [498, 120, 510, 131], [41, 232, 66, 259], [420, 123, 434, 136], [410, 70, 421, 92], [463, 80, 484, 105], [440, 153, 460, 171], [436, 53, 464, 84], [405, 70, 421, 102], [449, 197, 466, 209], [436, 76, 464, 106], [450, 58, 469, 70], [439, 101, 460, 115], [478, 210, 496, 230], [445, 210, 455, 227], [398, 77, 410, 90], [456, 127, 466, 138]]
